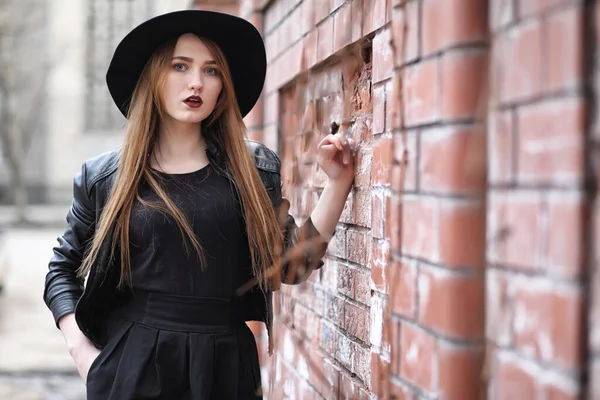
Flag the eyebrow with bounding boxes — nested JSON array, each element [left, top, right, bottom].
[[172, 56, 217, 65]]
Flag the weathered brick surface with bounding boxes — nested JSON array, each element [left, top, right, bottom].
[[487, 1, 589, 400], [198, 0, 597, 398]]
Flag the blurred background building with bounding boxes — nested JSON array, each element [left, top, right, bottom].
[[0, 0, 191, 208]]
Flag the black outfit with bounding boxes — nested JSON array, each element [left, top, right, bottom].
[[86, 166, 261, 399], [43, 140, 329, 399]]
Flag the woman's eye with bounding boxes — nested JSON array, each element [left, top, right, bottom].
[[205, 67, 218, 75], [173, 63, 186, 71]]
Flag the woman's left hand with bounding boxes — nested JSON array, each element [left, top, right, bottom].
[[317, 133, 356, 184]]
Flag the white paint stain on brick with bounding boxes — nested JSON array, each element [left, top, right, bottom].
[[283, 330, 294, 363], [370, 239, 390, 294], [406, 341, 419, 364], [498, 350, 579, 397], [370, 294, 385, 350], [297, 352, 309, 380], [512, 276, 581, 362], [338, 334, 353, 367]]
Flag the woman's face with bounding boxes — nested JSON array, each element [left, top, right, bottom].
[[161, 33, 223, 125]]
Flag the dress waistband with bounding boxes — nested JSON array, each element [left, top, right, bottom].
[[112, 290, 242, 333]]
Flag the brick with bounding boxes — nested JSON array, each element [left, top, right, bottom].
[[321, 260, 341, 293], [418, 265, 485, 340], [353, 343, 371, 385], [488, 110, 514, 184], [401, 196, 438, 261], [289, 6, 303, 44], [400, 323, 437, 393], [372, 136, 393, 185], [420, 126, 486, 195], [337, 263, 354, 297], [354, 268, 372, 305], [354, 147, 373, 187], [441, 50, 487, 121], [392, 131, 418, 191], [373, 28, 394, 83], [388, 194, 402, 251], [264, 93, 279, 125], [338, 189, 370, 227], [303, 29, 318, 68], [371, 352, 391, 399], [314, 0, 330, 24], [438, 200, 486, 269], [512, 277, 584, 370], [373, 83, 386, 135], [387, 318, 400, 369], [390, 380, 417, 400], [494, 352, 538, 400], [487, 191, 544, 270], [362, 0, 375, 35], [317, 16, 334, 62], [517, 97, 585, 185], [320, 321, 337, 354], [371, 240, 391, 293], [346, 229, 371, 265], [301, 0, 315, 35], [334, 2, 352, 52], [403, 59, 441, 127], [498, 21, 543, 103], [344, 301, 369, 343], [486, 269, 514, 347], [546, 193, 585, 278], [438, 343, 484, 400], [329, 227, 346, 258], [265, 33, 277, 62], [391, 0, 420, 66], [372, 0, 388, 33], [391, 259, 417, 319], [519, 0, 574, 18], [320, 358, 341, 399], [339, 373, 361, 399], [545, 5, 584, 93], [422, 0, 487, 55], [277, 17, 290, 55], [351, 0, 364, 42], [371, 191, 386, 239]]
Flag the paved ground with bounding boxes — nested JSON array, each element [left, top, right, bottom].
[[0, 227, 85, 399]]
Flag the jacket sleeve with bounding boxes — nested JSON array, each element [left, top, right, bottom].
[[277, 194, 330, 286], [43, 162, 95, 328]]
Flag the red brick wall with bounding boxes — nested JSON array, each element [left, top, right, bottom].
[[487, 0, 589, 399], [226, 0, 595, 399]]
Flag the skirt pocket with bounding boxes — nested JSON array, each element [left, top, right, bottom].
[[86, 319, 133, 386]]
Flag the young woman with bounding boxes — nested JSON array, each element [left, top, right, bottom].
[[43, 10, 355, 400]]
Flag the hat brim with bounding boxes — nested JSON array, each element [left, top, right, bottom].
[[106, 10, 266, 118]]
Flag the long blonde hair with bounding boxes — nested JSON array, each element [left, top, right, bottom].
[[78, 35, 283, 291]]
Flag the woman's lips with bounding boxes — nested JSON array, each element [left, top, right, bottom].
[[184, 96, 203, 108]]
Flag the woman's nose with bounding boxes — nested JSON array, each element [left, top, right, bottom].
[[188, 74, 203, 91]]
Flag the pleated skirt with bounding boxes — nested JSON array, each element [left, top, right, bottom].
[[85, 290, 263, 400]]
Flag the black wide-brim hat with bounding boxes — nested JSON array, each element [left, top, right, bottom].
[[106, 10, 266, 118]]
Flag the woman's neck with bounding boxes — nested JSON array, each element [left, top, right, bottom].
[[152, 119, 209, 173]]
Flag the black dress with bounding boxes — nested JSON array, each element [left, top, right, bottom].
[[85, 164, 263, 399]]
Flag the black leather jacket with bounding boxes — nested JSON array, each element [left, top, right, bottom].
[[43, 139, 327, 355]]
